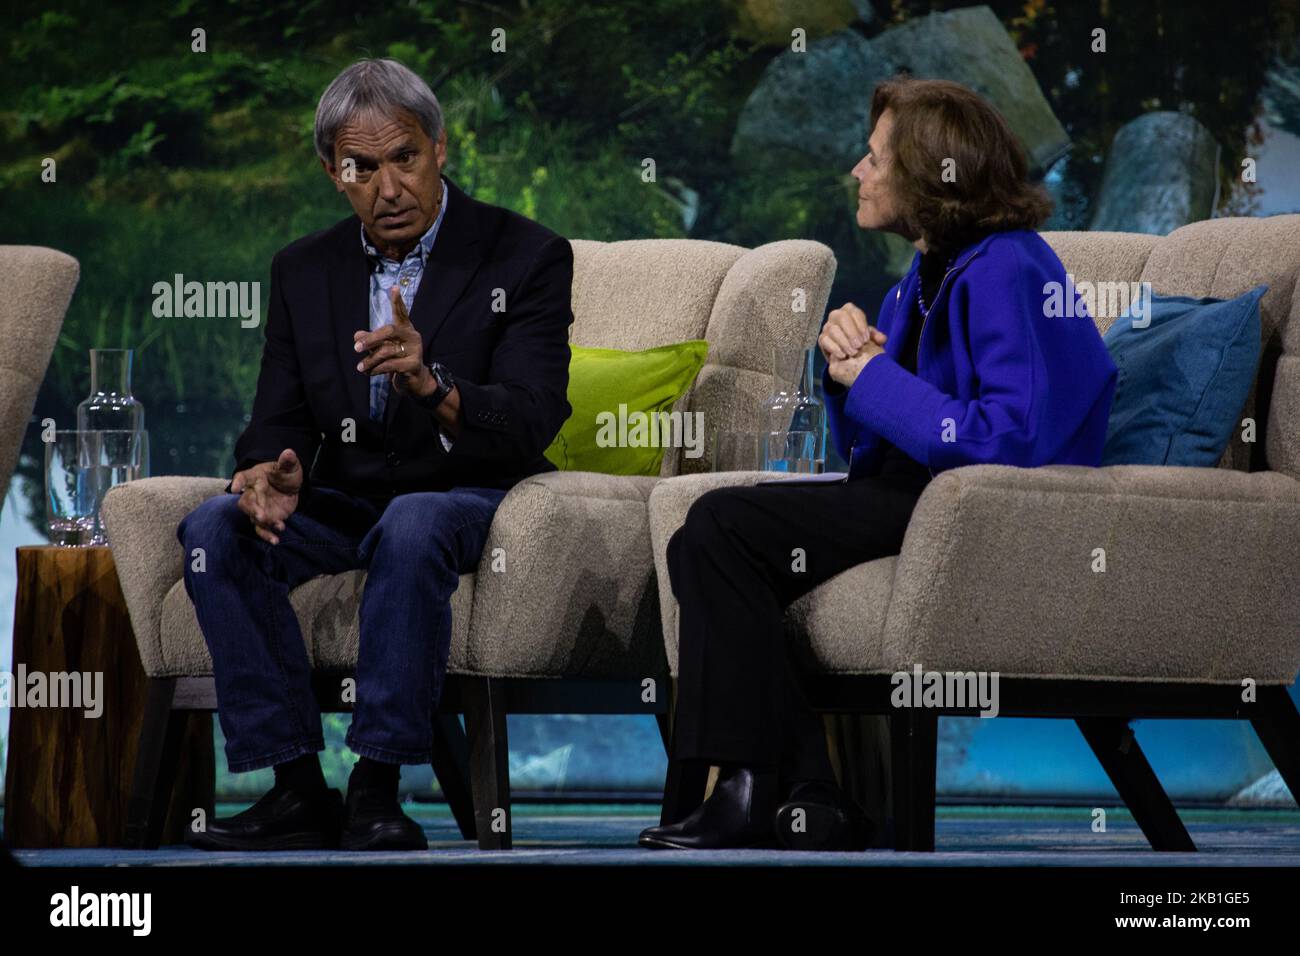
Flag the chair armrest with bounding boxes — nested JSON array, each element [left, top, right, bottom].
[[101, 476, 229, 675], [886, 464, 1300, 681], [466, 470, 662, 677], [647, 470, 775, 674]]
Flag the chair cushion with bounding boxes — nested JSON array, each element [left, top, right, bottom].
[[1135, 215, 1300, 475], [543, 340, 709, 475], [464, 471, 665, 678], [784, 557, 897, 673], [155, 570, 475, 677], [1102, 286, 1266, 466]]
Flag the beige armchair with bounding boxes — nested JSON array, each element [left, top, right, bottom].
[[649, 216, 1300, 852], [0, 246, 80, 493], [102, 237, 836, 849]]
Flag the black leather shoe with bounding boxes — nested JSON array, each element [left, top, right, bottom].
[[774, 780, 873, 851], [187, 784, 343, 851], [341, 786, 428, 851], [639, 766, 779, 850]]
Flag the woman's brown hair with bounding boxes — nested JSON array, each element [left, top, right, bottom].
[[870, 76, 1052, 254]]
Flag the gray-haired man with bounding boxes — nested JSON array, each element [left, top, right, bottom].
[[179, 58, 574, 851]]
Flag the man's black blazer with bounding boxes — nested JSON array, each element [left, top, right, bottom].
[[230, 177, 574, 503]]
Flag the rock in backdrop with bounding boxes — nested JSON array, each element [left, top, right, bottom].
[[732, 5, 1069, 177], [1089, 112, 1220, 235], [729, 5, 1070, 313]]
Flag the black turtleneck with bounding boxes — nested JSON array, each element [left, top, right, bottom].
[[917, 250, 949, 318], [897, 248, 948, 374], [841, 236, 987, 482], [869, 245, 960, 483]]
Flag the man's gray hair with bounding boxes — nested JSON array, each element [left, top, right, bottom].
[[314, 58, 444, 166]]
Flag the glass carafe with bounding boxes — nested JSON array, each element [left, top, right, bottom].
[[760, 346, 825, 473], [76, 347, 150, 478]]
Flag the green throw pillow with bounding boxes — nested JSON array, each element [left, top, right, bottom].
[[544, 340, 710, 475]]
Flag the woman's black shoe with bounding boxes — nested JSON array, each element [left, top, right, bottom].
[[186, 783, 343, 851], [774, 780, 873, 852], [639, 766, 779, 849]]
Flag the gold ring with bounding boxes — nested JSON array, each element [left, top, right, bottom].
[[398, 341, 406, 355]]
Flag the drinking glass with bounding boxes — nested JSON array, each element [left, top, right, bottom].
[[45, 430, 148, 546], [763, 429, 817, 474], [46, 431, 101, 546]]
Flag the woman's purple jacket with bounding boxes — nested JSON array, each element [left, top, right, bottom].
[[823, 229, 1119, 479]]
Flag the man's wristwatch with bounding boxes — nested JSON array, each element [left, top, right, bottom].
[[413, 361, 455, 410]]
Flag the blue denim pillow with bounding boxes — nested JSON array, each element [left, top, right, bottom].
[[1101, 285, 1266, 466]]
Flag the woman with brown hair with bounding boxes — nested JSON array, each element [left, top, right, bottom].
[[639, 77, 1118, 851]]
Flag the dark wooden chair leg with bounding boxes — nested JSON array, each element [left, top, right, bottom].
[[431, 714, 478, 842], [890, 708, 938, 852], [1249, 687, 1300, 803], [463, 677, 511, 850], [125, 678, 183, 849], [1076, 716, 1195, 851]]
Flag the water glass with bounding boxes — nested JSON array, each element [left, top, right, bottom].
[[45, 429, 148, 546], [763, 429, 818, 474], [46, 431, 101, 546]]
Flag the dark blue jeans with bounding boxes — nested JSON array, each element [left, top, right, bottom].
[[177, 483, 508, 773]]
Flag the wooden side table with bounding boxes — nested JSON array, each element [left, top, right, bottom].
[[4, 545, 213, 847]]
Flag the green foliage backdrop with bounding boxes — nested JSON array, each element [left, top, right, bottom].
[[6, 0, 1296, 483]]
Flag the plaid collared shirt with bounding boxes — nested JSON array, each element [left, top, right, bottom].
[[360, 177, 449, 425]]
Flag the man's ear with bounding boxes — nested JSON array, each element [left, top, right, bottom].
[[320, 157, 344, 193], [434, 128, 448, 171]]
